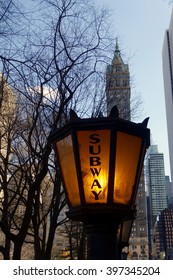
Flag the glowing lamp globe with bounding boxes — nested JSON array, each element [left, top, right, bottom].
[[50, 106, 150, 224]]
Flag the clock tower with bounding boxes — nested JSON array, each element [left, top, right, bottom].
[[106, 40, 131, 120]]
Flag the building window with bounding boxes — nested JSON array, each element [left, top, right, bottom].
[[123, 79, 128, 86], [116, 80, 120, 86], [116, 65, 121, 72]]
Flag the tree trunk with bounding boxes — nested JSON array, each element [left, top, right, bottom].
[[13, 241, 23, 260], [44, 224, 57, 260], [4, 237, 11, 259]]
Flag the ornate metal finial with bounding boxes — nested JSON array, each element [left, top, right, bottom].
[[70, 110, 80, 120], [108, 105, 119, 118], [138, 117, 149, 128], [98, 112, 104, 118]]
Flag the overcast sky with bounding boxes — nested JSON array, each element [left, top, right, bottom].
[[94, 0, 172, 176]]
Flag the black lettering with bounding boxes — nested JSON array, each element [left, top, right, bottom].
[[90, 168, 101, 176], [91, 179, 102, 189], [89, 134, 100, 144], [90, 157, 101, 166], [89, 145, 101, 155], [68, 266, 74, 275], [92, 191, 102, 200]]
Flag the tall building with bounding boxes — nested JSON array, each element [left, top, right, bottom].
[[153, 209, 173, 260], [146, 145, 168, 225], [0, 75, 16, 259], [162, 9, 173, 183], [146, 145, 168, 258], [106, 41, 131, 119], [106, 43, 149, 259], [0, 74, 16, 158], [128, 170, 149, 260]]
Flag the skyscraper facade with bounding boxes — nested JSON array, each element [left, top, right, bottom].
[[146, 145, 168, 258], [106, 43, 149, 259], [0, 76, 16, 259], [162, 9, 173, 183], [106, 41, 131, 120], [153, 209, 173, 259], [146, 145, 168, 225]]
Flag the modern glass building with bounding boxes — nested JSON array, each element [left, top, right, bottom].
[[146, 145, 168, 225], [146, 145, 168, 258], [162, 9, 173, 183]]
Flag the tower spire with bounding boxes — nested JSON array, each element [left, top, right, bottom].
[[115, 37, 119, 52], [114, 37, 122, 62]]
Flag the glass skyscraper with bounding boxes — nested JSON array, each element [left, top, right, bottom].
[[163, 9, 173, 183]]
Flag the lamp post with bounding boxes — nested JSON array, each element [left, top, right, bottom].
[[50, 106, 150, 259]]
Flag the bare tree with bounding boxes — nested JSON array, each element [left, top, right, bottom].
[[61, 221, 86, 260], [0, 0, 114, 259]]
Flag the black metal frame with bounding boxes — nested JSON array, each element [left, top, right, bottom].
[[50, 112, 149, 208]]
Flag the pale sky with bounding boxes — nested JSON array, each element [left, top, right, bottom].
[[95, 0, 172, 176]]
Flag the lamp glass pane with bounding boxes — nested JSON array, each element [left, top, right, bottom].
[[56, 135, 80, 207], [77, 130, 110, 203], [121, 220, 133, 243], [113, 131, 142, 205]]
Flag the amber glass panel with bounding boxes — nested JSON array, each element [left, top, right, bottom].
[[114, 132, 142, 205], [77, 130, 110, 203], [56, 135, 80, 207]]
